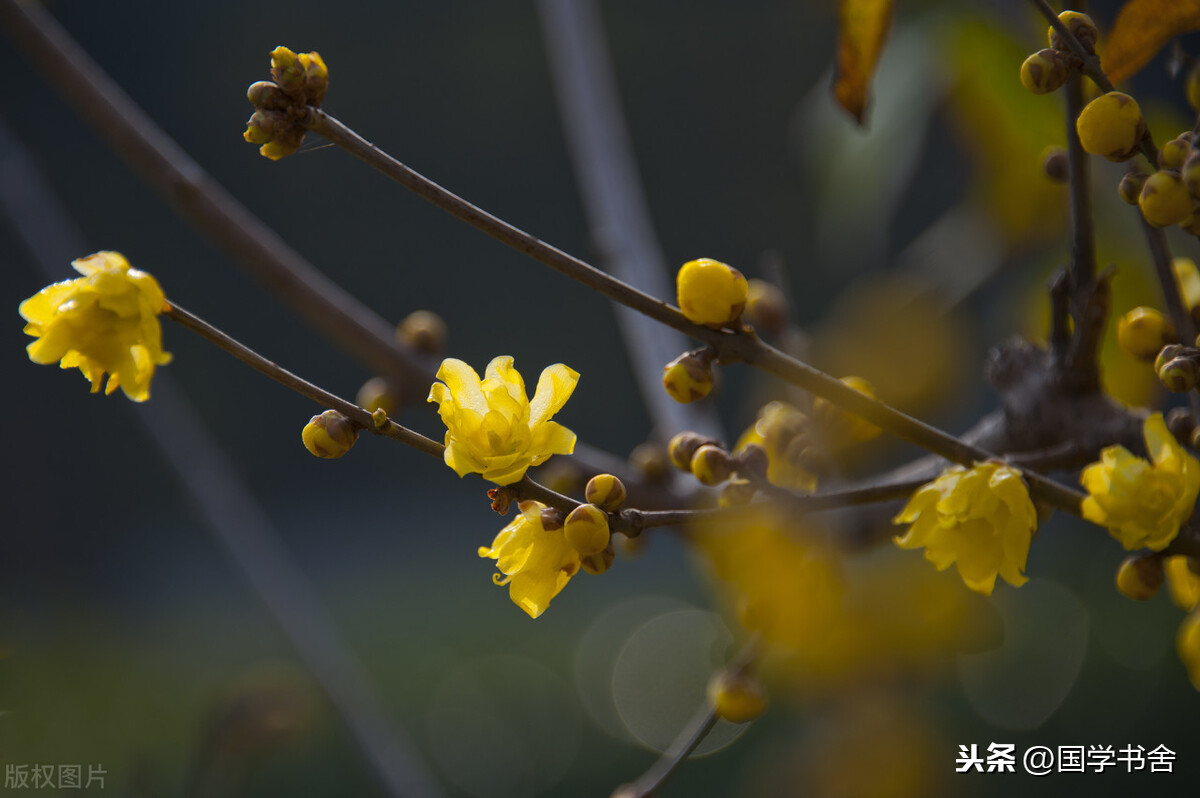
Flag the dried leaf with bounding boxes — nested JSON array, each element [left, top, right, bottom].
[[1103, 0, 1200, 84], [832, 0, 894, 125]]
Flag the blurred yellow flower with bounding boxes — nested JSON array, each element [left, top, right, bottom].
[[478, 501, 580, 618], [19, 251, 171, 402], [735, 401, 818, 492], [428, 356, 578, 486], [893, 462, 1036, 595], [1080, 413, 1200, 551]]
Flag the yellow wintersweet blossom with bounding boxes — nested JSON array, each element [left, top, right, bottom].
[[893, 462, 1037, 595], [479, 501, 581, 618], [1080, 413, 1200, 551], [428, 356, 578, 486], [693, 509, 972, 695], [735, 401, 818, 492], [19, 251, 171, 402]]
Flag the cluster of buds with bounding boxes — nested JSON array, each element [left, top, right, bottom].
[[1018, 11, 1098, 95], [244, 46, 329, 160], [559, 474, 629, 574], [667, 432, 768, 506], [1154, 344, 1200, 393], [1116, 130, 1200, 230]]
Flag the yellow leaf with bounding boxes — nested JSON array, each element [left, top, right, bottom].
[[1103, 0, 1200, 84], [833, 0, 894, 125]]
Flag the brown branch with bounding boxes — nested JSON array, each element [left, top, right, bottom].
[[306, 109, 1089, 516]]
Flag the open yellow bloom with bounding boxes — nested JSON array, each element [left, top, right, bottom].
[[893, 462, 1036, 595], [19, 251, 171, 402], [478, 501, 581, 618], [1080, 413, 1200, 551], [428, 356, 578, 485]]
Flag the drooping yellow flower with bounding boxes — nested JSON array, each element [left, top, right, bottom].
[[478, 501, 581, 618], [19, 251, 171, 402], [893, 462, 1037, 595], [428, 356, 578, 486], [1080, 413, 1200, 551]]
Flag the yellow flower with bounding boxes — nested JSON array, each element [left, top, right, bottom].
[[19, 251, 171, 402], [893, 462, 1036, 595], [428, 356, 578, 486], [478, 501, 581, 618], [735, 401, 817, 492], [1080, 413, 1200, 551]]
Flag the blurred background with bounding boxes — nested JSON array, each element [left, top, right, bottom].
[[1, 0, 1197, 795]]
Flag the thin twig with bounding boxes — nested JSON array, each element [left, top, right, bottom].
[[0, 0, 434, 397], [612, 639, 760, 798], [307, 109, 1089, 516], [0, 118, 441, 798]]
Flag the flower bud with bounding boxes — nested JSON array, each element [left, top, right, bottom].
[[668, 431, 717, 471], [1139, 170, 1191, 227], [733, 443, 769, 481], [258, 125, 306, 161], [371, 408, 389, 430], [299, 51, 329, 106], [247, 81, 291, 111], [1020, 49, 1069, 95], [539, 506, 565, 532], [302, 409, 358, 458], [744, 279, 788, 336], [1049, 11, 1098, 53], [1118, 171, 1147, 205], [585, 473, 627, 512], [1167, 406, 1197, 444], [1159, 355, 1200, 392], [1116, 554, 1164, 600], [356, 375, 399, 416], [243, 110, 288, 144], [629, 442, 671, 484], [581, 543, 615, 575], [1183, 151, 1200, 197], [662, 350, 715, 403], [706, 670, 768, 724], [564, 503, 611, 555], [1175, 258, 1200, 318], [270, 46, 307, 96], [1160, 137, 1192, 171], [690, 444, 733, 486], [1116, 306, 1176, 361], [676, 258, 749, 327], [1155, 343, 1188, 375], [1041, 146, 1069, 182], [1076, 92, 1144, 162], [397, 309, 447, 355]]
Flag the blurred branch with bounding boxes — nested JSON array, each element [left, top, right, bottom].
[[536, 0, 724, 442], [0, 114, 442, 798], [0, 0, 435, 399]]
